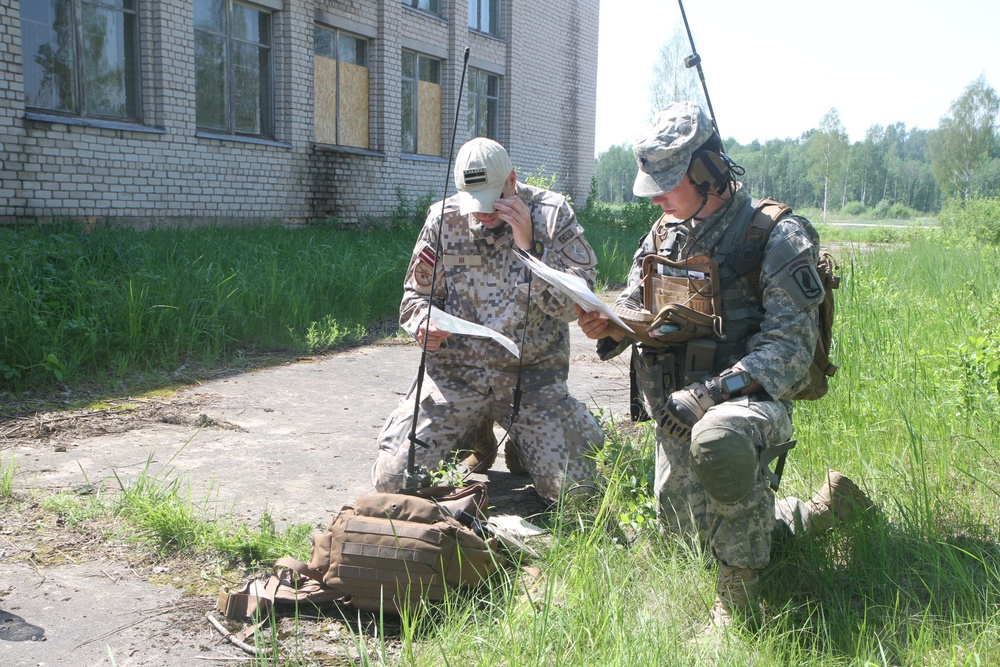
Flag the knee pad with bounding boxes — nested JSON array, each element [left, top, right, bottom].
[[690, 424, 757, 504]]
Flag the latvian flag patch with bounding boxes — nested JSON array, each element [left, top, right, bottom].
[[418, 243, 436, 267]]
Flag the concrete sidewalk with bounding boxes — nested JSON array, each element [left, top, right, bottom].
[[1, 327, 632, 666]]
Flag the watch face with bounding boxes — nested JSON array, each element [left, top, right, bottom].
[[720, 371, 751, 394]]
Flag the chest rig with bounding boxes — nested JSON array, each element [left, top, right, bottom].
[[629, 197, 768, 422]]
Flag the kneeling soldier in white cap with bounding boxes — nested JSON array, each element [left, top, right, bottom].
[[373, 137, 604, 503]]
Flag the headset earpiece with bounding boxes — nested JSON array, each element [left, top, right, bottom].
[[688, 149, 731, 196]]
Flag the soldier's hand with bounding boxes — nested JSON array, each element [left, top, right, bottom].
[[416, 320, 452, 351], [492, 194, 532, 251], [575, 305, 622, 341]]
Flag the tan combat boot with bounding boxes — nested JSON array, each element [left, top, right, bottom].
[[807, 469, 875, 532], [709, 563, 761, 629], [504, 435, 528, 475], [459, 418, 498, 474]]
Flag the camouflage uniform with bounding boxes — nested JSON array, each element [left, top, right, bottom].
[[597, 184, 824, 569], [373, 181, 605, 502]]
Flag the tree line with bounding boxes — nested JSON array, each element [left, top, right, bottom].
[[594, 75, 1000, 219]]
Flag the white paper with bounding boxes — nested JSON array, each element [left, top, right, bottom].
[[514, 250, 634, 332], [488, 515, 548, 537], [429, 310, 520, 358]]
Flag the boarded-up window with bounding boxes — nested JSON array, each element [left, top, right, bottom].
[[401, 50, 441, 156], [467, 68, 499, 140], [314, 26, 369, 148]]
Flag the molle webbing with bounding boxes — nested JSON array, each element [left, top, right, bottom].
[[344, 518, 444, 546], [341, 534, 442, 567]]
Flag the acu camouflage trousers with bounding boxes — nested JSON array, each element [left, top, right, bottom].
[[373, 372, 604, 502], [656, 396, 814, 569]]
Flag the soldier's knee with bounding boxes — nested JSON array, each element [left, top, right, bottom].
[[690, 423, 757, 504], [371, 456, 403, 493]]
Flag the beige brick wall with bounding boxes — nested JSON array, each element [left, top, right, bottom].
[[0, 0, 598, 226]]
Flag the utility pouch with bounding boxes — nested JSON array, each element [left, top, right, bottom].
[[642, 254, 723, 343], [682, 338, 717, 385], [631, 348, 676, 423]]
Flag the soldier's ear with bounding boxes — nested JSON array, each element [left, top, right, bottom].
[[504, 172, 516, 197]]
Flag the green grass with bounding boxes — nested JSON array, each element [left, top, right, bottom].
[[0, 222, 413, 394], [3, 205, 1000, 664]]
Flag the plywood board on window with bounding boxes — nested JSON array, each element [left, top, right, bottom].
[[339, 61, 369, 149], [314, 56, 338, 145], [417, 81, 441, 156]]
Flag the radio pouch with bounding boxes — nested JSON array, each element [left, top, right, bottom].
[[641, 254, 722, 344]]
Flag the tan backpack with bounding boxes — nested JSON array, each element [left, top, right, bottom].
[[308, 484, 503, 613], [215, 483, 505, 627], [743, 199, 839, 400]]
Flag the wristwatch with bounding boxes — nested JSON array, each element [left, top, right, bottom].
[[530, 239, 545, 258], [703, 377, 724, 404], [718, 368, 754, 396]]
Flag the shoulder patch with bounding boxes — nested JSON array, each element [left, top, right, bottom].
[[552, 223, 584, 251], [561, 238, 595, 266], [786, 256, 823, 301]]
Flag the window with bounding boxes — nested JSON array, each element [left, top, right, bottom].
[[314, 26, 368, 148], [401, 50, 441, 156], [467, 68, 499, 140], [21, 0, 140, 120], [468, 0, 499, 36], [195, 0, 273, 137], [402, 0, 441, 15]]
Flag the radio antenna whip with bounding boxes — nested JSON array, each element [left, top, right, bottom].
[[403, 47, 471, 491], [677, 0, 721, 138]]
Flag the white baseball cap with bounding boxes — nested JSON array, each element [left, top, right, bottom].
[[454, 137, 513, 215]]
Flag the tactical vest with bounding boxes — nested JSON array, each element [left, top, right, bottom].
[[630, 197, 834, 421]]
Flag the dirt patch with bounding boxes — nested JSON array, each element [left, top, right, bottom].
[[0, 396, 246, 449]]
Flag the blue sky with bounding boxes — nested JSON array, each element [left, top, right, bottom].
[[596, 0, 1000, 154]]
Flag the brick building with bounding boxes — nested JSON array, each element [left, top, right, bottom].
[[0, 0, 599, 226]]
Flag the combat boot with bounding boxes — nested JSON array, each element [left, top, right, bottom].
[[807, 469, 875, 532], [709, 563, 761, 629], [459, 418, 497, 474], [504, 436, 528, 475]]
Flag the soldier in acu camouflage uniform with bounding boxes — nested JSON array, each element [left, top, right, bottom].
[[576, 102, 873, 629], [373, 137, 604, 503]]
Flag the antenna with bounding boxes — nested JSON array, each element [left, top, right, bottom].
[[677, 0, 721, 138], [403, 47, 472, 491]]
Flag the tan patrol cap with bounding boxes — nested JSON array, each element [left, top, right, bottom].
[[454, 138, 513, 215]]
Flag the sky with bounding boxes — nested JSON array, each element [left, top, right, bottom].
[[595, 0, 1000, 155]]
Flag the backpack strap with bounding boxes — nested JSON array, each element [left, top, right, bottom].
[[742, 198, 792, 301]]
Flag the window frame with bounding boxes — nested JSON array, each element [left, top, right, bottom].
[[468, 0, 500, 37], [401, 0, 441, 16], [467, 67, 500, 141], [313, 25, 370, 148], [194, 0, 275, 138], [21, 0, 142, 122], [401, 49, 443, 157]]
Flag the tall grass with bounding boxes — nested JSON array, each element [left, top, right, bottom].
[[392, 234, 998, 666], [4, 215, 1000, 663], [0, 223, 413, 392]]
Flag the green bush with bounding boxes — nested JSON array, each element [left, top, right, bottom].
[[388, 188, 435, 230], [938, 196, 1000, 246], [870, 199, 892, 218], [886, 202, 918, 219], [840, 201, 868, 216]]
